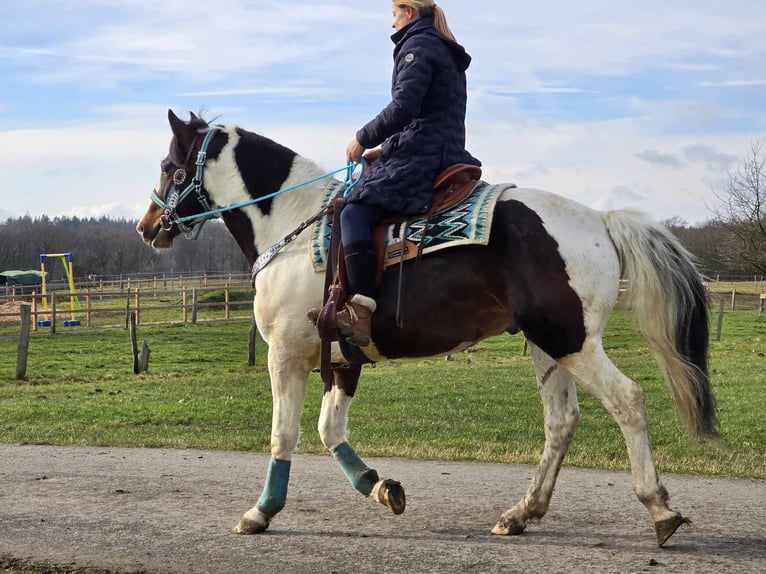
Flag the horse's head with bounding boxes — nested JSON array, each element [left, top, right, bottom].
[[136, 109, 220, 248]]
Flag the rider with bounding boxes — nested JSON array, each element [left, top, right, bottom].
[[335, 0, 481, 347]]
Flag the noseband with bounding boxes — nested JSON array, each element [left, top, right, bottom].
[[151, 128, 219, 237]]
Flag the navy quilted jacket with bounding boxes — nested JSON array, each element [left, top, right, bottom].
[[346, 17, 481, 215]]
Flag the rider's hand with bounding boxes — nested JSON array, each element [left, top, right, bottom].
[[346, 138, 365, 163], [363, 148, 382, 163]]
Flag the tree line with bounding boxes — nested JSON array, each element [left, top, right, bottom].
[[0, 215, 246, 281]]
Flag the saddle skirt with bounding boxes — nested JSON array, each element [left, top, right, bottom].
[[310, 179, 515, 272]]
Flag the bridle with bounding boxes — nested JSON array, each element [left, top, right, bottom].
[[151, 128, 219, 238], [147, 124, 367, 280]]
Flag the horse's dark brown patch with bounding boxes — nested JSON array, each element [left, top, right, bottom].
[[369, 199, 586, 359], [233, 128, 297, 217], [222, 211, 257, 266]]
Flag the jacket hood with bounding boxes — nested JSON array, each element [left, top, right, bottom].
[[391, 17, 472, 71]]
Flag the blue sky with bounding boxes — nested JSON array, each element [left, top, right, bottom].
[[1, 0, 764, 224]]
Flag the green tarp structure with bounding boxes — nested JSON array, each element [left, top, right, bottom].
[[0, 270, 48, 286]]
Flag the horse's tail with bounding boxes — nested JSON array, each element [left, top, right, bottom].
[[603, 209, 717, 438]]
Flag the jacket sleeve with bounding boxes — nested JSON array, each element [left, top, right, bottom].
[[356, 39, 435, 149]]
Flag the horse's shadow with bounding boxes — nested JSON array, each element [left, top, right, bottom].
[[258, 526, 766, 560]]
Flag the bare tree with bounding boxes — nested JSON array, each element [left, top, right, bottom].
[[711, 140, 766, 274]]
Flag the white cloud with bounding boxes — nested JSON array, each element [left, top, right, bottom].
[[683, 144, 738, 171], [636, 150, 685, 168]]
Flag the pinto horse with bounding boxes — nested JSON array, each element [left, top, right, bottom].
[[137, 110, 716, 546]]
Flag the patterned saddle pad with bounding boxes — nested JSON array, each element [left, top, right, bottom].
[[310, 180, 513, 272]]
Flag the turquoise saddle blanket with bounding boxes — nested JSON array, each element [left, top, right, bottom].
[[310, 180, 512, 272]]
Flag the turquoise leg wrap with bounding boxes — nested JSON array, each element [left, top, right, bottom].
[[332, 442, 379, 496], [256, 457, 291, 516]]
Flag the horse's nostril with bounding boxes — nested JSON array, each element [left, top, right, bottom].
[[136, 223, 143, 234]]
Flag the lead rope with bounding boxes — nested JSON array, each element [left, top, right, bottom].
[[250, 160, 364, 285]]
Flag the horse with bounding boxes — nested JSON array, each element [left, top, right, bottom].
[[137, 110, 716, 547]]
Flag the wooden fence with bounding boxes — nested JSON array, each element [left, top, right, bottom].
[[2, 275, 764, 336], [0, 276, 255, 335]]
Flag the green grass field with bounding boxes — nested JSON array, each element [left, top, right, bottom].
[[0, 307, 764, 479]]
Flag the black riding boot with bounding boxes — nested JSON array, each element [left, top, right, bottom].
[[343, 240, 376, 298], [336, 241, 377, 346]]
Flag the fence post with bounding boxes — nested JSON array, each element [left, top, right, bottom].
[[16, 304, 31, 381], [192, 288, 198, 324], [86, 291, 92, 327], [182, 287, 188, 323], [225, 284, 230, 320], [129, 312, 150, 374], [125, 289, 131, 329], [730, 289, 736, 311], [31, 292, 38, 332], [135, 288, 140, 325], [760, 293, 765, 318], [130, 312, 138, 373], [50, 294, 57, 335], [716, 299, 724, 341]]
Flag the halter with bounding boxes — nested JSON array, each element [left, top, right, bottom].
[[150, 128, 219, 239], [150, 126, 364, 241]]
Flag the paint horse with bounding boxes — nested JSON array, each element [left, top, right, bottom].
[[137, 110, 716, 547]]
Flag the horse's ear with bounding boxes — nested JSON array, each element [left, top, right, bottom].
[[189, 111, 200, 122], [168, 109, 186, 135], [168, 109, 196, 150]]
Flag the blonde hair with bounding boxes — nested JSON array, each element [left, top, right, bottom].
[[393, 1, 457, 42]]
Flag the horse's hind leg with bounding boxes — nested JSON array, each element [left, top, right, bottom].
[[493, 344, 581, 535], [233, 344, 311, 534], [318, 365, 405, 515], [560, 342, 687, 546]]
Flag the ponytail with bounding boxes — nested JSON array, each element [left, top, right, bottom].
[[431, 5, 456, 42]]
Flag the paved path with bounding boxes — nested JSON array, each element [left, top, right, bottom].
[[1, 445, 764, 573]]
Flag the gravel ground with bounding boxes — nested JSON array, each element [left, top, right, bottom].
[[1, 445, 764, 574]]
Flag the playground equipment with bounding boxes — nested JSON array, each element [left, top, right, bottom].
[[38, 252, 81, 327]]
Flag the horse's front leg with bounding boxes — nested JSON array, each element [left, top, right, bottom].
[[233, 344, 311, 534], [493, 344, 581, 535], [318, 364, 406, 515]]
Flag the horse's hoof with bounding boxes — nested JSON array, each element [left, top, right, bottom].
[[491, 517, 526, 536], [655, 513, 689, 547], [372, 479, 406, 515], [232, 514, 270, 535]]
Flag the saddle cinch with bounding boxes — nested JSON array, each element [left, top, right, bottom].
[[314, 163, 483, 361]]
